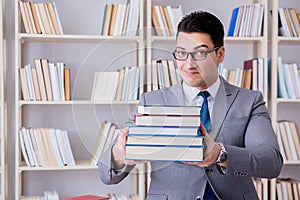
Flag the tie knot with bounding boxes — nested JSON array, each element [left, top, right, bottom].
[[199, 91, 210, 99]]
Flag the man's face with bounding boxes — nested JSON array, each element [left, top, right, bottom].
[[175, 32, 225, 90]]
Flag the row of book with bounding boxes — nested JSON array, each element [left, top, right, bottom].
[[20, 190, 59, 200], [19, 127, 75, 167], [276, 178, 300, 200], [101, 0, 140, 36], [63, 194, 138, 200], [253, 178, 267, 200], [276, 120, 300, 161], [20, 59, 71, 101], [19, 1, 63, 35], [277, 57, 300, 99], [89, 121, 119, 166], [218, 57, 265, 95], [126, 105, 204, 162], [278, 8, 300, 37], [151, 5, 184, 37], [227, 4, 264, 37], [91, 60, 180, 101]]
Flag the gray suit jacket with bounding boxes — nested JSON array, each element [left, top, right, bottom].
[[98, 77, 283, 200]]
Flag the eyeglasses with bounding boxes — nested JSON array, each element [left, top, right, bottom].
[[172, 47, 220, 61]]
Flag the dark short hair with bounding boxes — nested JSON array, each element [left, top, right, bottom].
[[177, 11, 224, 47]]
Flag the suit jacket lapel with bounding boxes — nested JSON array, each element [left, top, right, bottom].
[[168, 81, 185, 106], [210, 76, 238, 140]]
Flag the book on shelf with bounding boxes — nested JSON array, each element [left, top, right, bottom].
[[20, 59, 71, 101], [151, 5, 183, 36], [19, 1, 63, 35], [227, 4, 264, 37], [19, 127, 75, 167], [276, 179, 300, 200], [20, 190, 60, 200], [101, 0, 139, 36], [89, 121, 118, 166], [276, 120, 300, 161]]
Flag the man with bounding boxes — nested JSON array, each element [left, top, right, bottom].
[[98, 11, 283, 200]]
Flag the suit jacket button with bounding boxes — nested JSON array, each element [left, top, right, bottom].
[[195, 196, 201, 200]]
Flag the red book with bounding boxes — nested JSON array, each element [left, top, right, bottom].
[[63, 194, 109, 200]]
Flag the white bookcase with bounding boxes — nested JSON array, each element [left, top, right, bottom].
[[0, 0, 6, 199], [270, 0, 300, 199], [14, 0, 145, 199]]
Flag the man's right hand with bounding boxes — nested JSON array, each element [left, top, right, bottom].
[[112, 127, 147, 169]]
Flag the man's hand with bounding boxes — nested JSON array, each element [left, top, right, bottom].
[[112, 127, 147, 169], [183, 123, 220, 167]]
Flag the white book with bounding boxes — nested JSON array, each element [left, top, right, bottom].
[[24, 65, 36, 101], [234, 6, 244, 37], [148, 60, 159, 91], [19, 128, 31, 167], [276, 123, 287, 161], [117, 4, 127, 36], [49, 128, 64, 166], [91, 121, 112, 165], [32, 129, 45, 166], [127, 67, 137, 101], [23, 128, 38, 167], [62, 131, 75, 166], [55, 129, 68, 166], [257, 58, 264, 96], [162, 60, 170, 87], [92, 72, 119, 101], [52, 2, 63, 34], [48, 63, 60, 101], [256, 4, 264, 37], [278, 8, 291, 37], [250, 4, 260, 37], [238, 5, 247, 37], [291, 63, 300, 98], [166, 6, 176, 36], [121, 67, 130, 100], [168, 60, 177, 86], [277, 57, 289, 98], [132, 67, 140, 100], [112, 4, 122, 36], [284, 121, 298, 160], [34, 3, 45, 34], [171, 5, 183, 32], [138, 65, 145, 99], [28, 128, 43, 166], [57, 62, 65, 101], [283, 63, 296, 99], [130, 0, 139, 36], [138, 105, 201, 116]]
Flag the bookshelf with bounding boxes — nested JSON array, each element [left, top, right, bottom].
[[0, 0, 5, 199], [14, 0, 145, 199], [270, 0, 300, 199]]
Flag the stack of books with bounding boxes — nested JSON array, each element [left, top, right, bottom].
[[125, 105, 204, 162]]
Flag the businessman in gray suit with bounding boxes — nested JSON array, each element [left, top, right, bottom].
[[98, 11, 283, 200]]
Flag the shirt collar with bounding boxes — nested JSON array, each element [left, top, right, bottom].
[[182, 77, 220, 103]]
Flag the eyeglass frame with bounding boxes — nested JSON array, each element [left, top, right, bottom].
[[172, 46, 220, 61]]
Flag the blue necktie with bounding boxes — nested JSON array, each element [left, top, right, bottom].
[[199, 91, 211, 131], [199, 91, 217, 200]]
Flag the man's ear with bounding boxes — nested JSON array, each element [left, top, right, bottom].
[[217, 46, 225, 62]]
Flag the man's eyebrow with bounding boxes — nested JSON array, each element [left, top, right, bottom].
[[194, 44, 209, 49], [175, 44, 209, 50]]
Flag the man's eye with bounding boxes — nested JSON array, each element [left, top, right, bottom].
[[177, 51, 187, 57], [193, 51, 205, 56]]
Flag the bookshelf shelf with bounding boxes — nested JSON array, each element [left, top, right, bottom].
[[18, 33, 141, 43], [15, 0, 145, 199], [270, 1, 300, 199], [19, 100, 139, 105]]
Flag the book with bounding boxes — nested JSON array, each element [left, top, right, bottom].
[[126, 145, 203, 162], [228, 7, 239, 36], [134, 114, 201, 127], [128, 126, 200, 136], [137, 105, 201, 116], [126, 135, 203, 146], [64, 67, 71, 101]]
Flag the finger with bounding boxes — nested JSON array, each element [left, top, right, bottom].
[[200, 123, 207, 137]]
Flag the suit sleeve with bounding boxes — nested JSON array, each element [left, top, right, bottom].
[[97, 94, 146, 184], [222, 91, 283, 178]]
